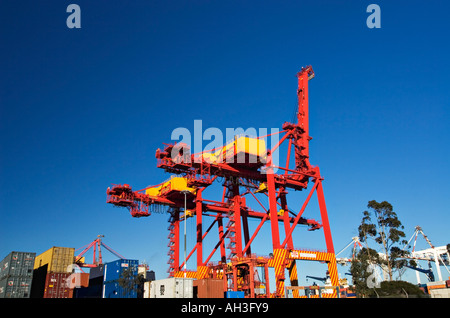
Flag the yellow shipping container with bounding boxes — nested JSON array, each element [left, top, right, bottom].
[[34, 247, 75, 273]]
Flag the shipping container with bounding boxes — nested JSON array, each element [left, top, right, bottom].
[[30, 265, 73, 299], [89, 264, 104, 280], [34, 247, 75, 273], [0, 251, 36, 280], [225, 291, 245, 298], [30, 265, 48, 298], [194, 279, 224, 298], [103, 280, 137, 298], [146, 270, 155, 281], [73, 284, 102, 298], [43, 272, 71, 298], [89, 276, 103, 287], [150, 277, 194, 298], [426, 281, 447, 292], [0, 276, 33, 298], [66, 272, 89, 289], [103, 259, 138, 282], [430, 288, 450, 298]]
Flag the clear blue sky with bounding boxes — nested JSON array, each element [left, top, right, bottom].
[[1, 0, 449, 288]]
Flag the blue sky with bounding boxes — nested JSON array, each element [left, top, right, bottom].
[[1, 0, 449, 289]]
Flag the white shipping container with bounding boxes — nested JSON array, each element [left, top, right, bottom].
[[427, 280, 446, 287], [149, 277, 194, 298], [430, 288, 450, 298]]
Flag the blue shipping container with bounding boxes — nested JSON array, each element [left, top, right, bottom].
[[225, 291, 245, 298], [103, 280, 137, 298], [103, 259, 138, 282]]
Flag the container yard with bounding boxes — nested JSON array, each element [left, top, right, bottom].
[[0, 252, 35, 298], [1, 66, 449, 300]]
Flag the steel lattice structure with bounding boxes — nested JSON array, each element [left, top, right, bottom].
[[106, 66, 339, 297], [74, 235, 125, 268]]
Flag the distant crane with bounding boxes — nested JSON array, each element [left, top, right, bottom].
[[401, 226, 450, 283], [404, 263, 435, 282], [74, 235, 125, 268], [336, 237, 363, 265], [306, 275, 329, 284]]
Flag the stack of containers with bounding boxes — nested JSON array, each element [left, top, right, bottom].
[[31, 247, 75, 298], [102, 259, 139, 298], [67, 272, 90, 298], [72, 264, 104, 298], [0, 251, 36, 298]]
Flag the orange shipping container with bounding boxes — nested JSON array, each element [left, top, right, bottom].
[[194, 279, 224, 298], [66, 272, 89, 289]]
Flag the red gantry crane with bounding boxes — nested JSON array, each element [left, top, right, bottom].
[[74, 235, 125, 268], [106, 66, 339, 298]]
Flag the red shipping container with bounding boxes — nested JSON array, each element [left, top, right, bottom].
[[43, 273, 71, 298]]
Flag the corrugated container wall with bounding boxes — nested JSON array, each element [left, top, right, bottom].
[[34, 247, 75, 273], [89, 264, 104, 280], [43, 273, 71, 298], [103, 280, 137, 298], [66, 272, 89, 289], [146, 270, 155, 281], [194, 278, 224, 298], [0, 251, 36, 298], [0, 276, 33, 298], [103, 259, 138, 282], [150, 278, 194, 298], [102, 259, 139, 299], [0, 251, 36, 280]]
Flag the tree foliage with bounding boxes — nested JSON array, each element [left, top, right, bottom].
[[350, 247, 381, 298], [118, 268, 145, 297], [357, 200, 408, 281]]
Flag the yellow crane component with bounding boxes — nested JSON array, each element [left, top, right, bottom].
[[145, 176, 196, 198], [255, 182, 268, 193], [200, 136, 266, 165]]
